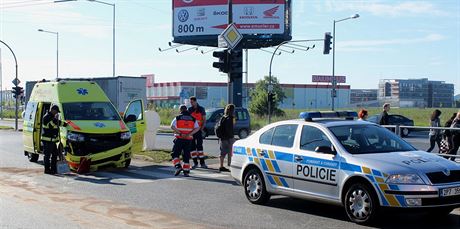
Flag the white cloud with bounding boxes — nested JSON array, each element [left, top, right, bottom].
[[324, 0, 449, 17], [339, 33, 446, 48]]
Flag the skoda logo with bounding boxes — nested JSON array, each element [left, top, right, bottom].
[[178, 9, 189, 22], [442, 168, 451, 176]]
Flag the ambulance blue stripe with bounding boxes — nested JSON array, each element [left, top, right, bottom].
[[395, 195, 406, 207], [366, 175, 376, 183], [232, 146, 246, 155], [260, 159, 269, 171], [372, 169, 382, 177], [275, 151, 293, 162], [296, 156, 339, 169], [374, 184, 390, 206], [280, 177, 289, 188], [389, 184, 399, 190], [267, 175, 276, 186], [252, 148, 258, 157], [340, 163, 362, 172]]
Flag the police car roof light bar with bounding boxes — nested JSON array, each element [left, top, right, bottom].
[[300, 111, 358, 121]]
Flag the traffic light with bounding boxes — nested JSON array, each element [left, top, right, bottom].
[[12, 86, 23, 99], [229, 50, 243, 74], [212, 49, 230, 73], [323, 32, 332, 55]]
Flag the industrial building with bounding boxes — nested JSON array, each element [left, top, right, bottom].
[[147, 81, 351, 109], [378, 78, 455, 108], [350, 89, 378, 107]]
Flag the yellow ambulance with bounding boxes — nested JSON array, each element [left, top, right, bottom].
[[23, 80, 145, 171]]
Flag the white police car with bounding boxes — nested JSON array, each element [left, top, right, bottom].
[[230, 111, 460, 224]]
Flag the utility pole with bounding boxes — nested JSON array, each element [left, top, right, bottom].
[[226, 0, 243, 107], [0, 48, 3, 120]]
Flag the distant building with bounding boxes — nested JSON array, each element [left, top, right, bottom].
[[147, 81, 351, 109], [350, 89, 378, 107], [378, 78, 454, 108]]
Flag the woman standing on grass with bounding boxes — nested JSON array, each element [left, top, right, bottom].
[[426, 109, 442, 153]]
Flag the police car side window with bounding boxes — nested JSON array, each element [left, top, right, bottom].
[[300, 126, 332, 152], [271, 124, 298, 148], [259, 127, 275, 145]]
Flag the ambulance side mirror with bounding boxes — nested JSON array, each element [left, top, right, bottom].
[[315, 146, 336, 155], [124, 114, 137, 123]]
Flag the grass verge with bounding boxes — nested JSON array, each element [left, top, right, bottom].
[[134, 150, 218, 164], [0, 125, 13, 130]]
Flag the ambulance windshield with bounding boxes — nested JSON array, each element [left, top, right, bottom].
[[63, 102, 120, 121]]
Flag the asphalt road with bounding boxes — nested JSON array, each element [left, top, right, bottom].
[[1, 130, 460, 229]]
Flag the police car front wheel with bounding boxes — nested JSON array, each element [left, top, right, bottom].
[[244, 168, 270, 204], [345, 183, 378, 224]]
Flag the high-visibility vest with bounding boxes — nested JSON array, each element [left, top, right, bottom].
[[41, 112, 60, 142], [190, 108, 204, 127], [175, 114, 195, 140]]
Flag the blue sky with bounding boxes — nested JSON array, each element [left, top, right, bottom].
[[0, 0, 459, 94]]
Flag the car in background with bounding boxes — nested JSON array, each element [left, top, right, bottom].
[[367, 114, 414, 137], [202, 107, 251, 139]]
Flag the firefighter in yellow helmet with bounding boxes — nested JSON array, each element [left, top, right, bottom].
[[41, 105, 67, 174]]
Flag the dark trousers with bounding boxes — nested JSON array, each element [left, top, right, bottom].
[[447, 135, 460, 161], [191, 131, 205, 165], [42, 141, 58, 173], [427, 135, 441, 152], [172, 138, 191, 167]]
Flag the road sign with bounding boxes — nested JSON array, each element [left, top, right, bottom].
[[218, 34, 228, 48], [221, 23, 243, 49], [12, 78, 20, 86]]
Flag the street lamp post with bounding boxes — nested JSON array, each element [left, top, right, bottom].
[[268, 39, 322, 124], [55, 0, 115, 77], [331, 14, 359, 111], [0, 40, 19, 131], [38, 29, 59, 78]]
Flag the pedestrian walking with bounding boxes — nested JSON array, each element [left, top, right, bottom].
[[217, 104, 236, 172], [41, 105, 67, 175], [188, 96, 208, 169], [358, 109, 368, 121], [426, 109, 442, 153], [447, 111, 460, 161], [378, 103, 390, 125], [171, 105, 200, 176]]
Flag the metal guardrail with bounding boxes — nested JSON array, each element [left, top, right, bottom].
[[381, 124, 460, 160]]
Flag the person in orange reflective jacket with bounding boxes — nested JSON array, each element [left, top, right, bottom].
[[171, 105, 200, 176], [188, 96, 207, 169]]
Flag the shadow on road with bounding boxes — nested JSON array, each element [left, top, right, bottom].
[[264, 196, 460, 228]]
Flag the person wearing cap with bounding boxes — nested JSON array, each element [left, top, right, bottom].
[[170, 105, 200, 177], [41, 105, 67, 174]]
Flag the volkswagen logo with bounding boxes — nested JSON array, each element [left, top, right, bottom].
[[178, 9, 189, 22], [442, 168, 451, 176]]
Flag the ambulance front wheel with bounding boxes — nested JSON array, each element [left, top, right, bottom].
[[243, 168, 270, 205]]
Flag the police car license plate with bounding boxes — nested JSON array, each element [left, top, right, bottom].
[[440, 186, 460, 197]]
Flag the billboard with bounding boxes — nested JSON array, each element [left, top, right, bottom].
[[172, 0, 291, 48], [312, 75, 347, 84]]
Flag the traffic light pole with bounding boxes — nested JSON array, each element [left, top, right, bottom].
[[226, 0, 243, 107], [0, 40, 19, 131]]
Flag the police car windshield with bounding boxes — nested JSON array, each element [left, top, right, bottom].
[[328, 125, 415, 154], [63, 102, 120, 121]]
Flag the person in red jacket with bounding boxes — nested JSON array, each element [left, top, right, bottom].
[[188, 96, 208, 169], [171, 105, 200, 176]]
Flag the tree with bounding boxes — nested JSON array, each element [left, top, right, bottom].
[[249, 76, 286, 116]]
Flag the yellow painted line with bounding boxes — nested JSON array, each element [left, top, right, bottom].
[[273, 176, 283, 186], [384, 194, 401, 207], [268, 150, 275, 159], [375, 177, 385, 183], [254, 157, 260, 166], [265, 160, 275, 172], [362, 167, 372, 174]]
